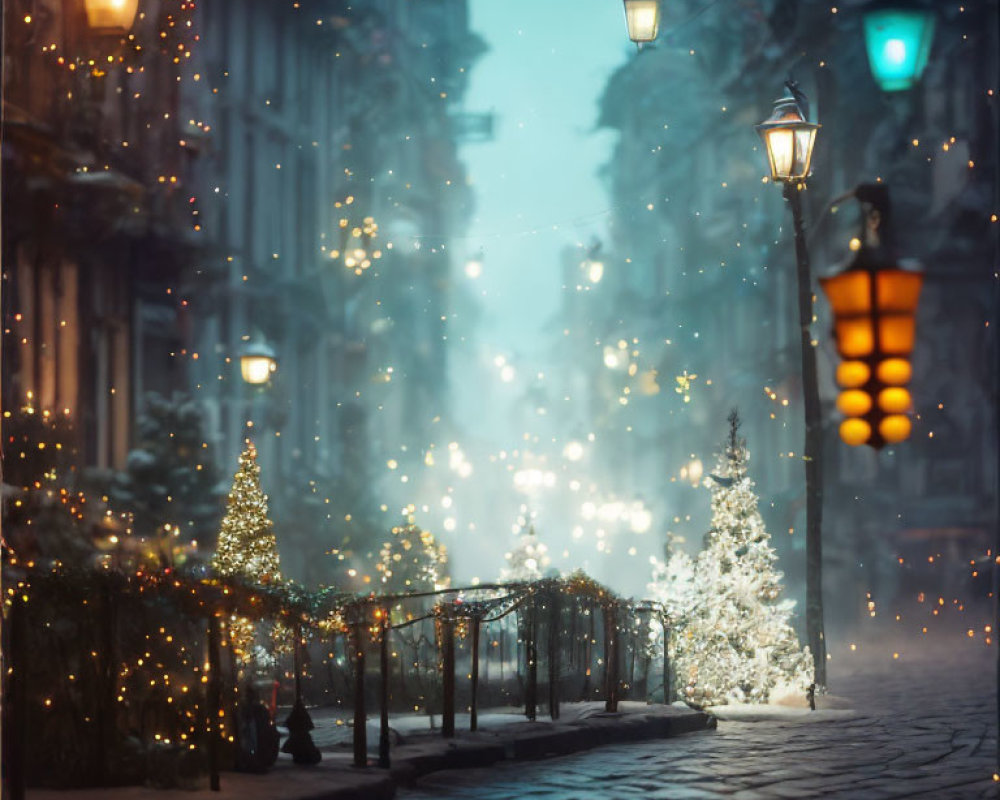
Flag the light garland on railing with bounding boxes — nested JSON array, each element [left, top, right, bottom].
[[0, 551, 713, 784]]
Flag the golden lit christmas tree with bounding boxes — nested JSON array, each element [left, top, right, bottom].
[[213, 443, 283, 665], [212, 442, 281, 584], [376, 516, 450, 593]]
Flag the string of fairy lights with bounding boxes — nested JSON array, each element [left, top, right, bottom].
[[4, 545, 683, 761]]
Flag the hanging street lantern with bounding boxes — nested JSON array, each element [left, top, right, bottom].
[[84, 0, 141, 33], [862, 0, 936, 92], [755, 82, 820, 184], [240, 337, 278, 385], [820, 185, 922, 448], [582, 240, 604, 284], [623, 0, 660, 44]]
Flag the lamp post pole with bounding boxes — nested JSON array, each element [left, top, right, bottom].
[[757, 79, 826, 686], [757, 81, 826, 687], [785, 182, 827, 687]]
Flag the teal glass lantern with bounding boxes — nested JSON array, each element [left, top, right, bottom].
[[862, 1, 936, 92]]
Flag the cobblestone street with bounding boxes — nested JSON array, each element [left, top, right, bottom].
[[401, 636, 1000, 800]]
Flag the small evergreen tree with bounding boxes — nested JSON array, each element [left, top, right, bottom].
[[112, 393, 223, 567], [2, 405, 98, 562], [647, 535, 696, 703], [376, 517, 449, 593], [677, 411, 813, 706], [647, 537, 696, 629], [500, 525, 549, 582]]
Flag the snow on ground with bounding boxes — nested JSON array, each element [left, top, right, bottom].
[[709, 695, 855, 723], [308, 700, 697, 750]]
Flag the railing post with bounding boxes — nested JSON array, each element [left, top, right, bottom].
[[378, 607, 391, 768], [602, 603, 611, 709], [661, 615, 671, 704], [547, 588, 560, 720], [470, 614, 481, 732], [226, 625, 240, 750], [626, 617, 636, 701], [603, 602, 619, 713], [4, 592, 27, 800], [207, 613, 222, 791], [499, 625, 506, 685], [95, 579, 117, 786], [482, 614, 490, 685], [569, 597, 580, 672], [351, 619, 367, 767], [580, 603, 593, 701], [441, 605, 456, 738], [525, 592, 537, 721]]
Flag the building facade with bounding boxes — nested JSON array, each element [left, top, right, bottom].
[[184, 0, 481, 583], [3, 0, 481, 582], [3, 0, 197, 472]]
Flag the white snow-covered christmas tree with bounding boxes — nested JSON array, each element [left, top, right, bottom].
[[500, 525, 549, 582], [647, 539, 696, 703], [647, 535, 696, 629], [676, 411, 813, 707]]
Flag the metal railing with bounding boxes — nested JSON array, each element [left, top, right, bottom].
[[1, 561, 670, 796]]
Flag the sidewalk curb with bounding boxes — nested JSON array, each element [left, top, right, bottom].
[[25, 709, 715, 800], [299, 772, 397, 800], [385, 710, 716, 792]]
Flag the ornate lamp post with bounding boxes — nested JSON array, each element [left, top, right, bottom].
[[240, 337, 277, 386], [238, 335, 278, 486], [83, 0, 140, 33], [756, 84, 820, 184], [622, 0, 660, 45], [756, 80, 827, 686], [862, 0, 936, 92]]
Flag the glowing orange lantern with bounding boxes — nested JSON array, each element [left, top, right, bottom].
[[819, 186, 922, 449]]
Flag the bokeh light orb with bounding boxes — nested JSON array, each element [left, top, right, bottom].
[[836, 360, 871, 388], [878, 387, 912, 414], [880, 414, 912, 444], [877, 357, 912, 385], [840, 418, 872, 447], [837, 390, 873, 417]]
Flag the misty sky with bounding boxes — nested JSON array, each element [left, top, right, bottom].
[[459, 0, 630, 358], [440, 1, 640, 585]]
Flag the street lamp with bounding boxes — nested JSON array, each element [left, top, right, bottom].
[[755, 84, 820, 184], [582, 240, 604, 284], [820, 185, 922, 448], [240, 337, 277, 385], [84, 0, 140, 33], [623, 0, 660, 44], [755, 79, 826, 687], [862, 0, 936, 92]]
